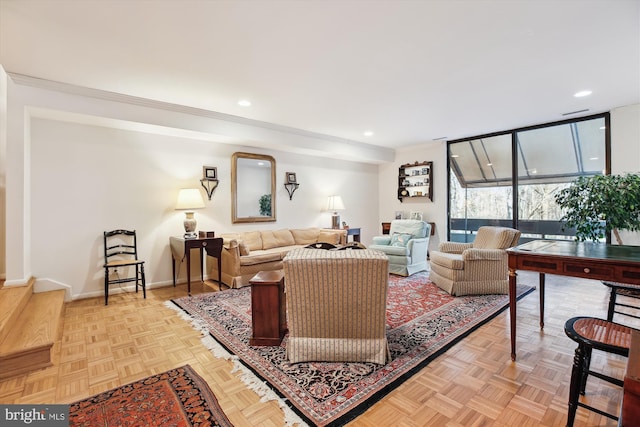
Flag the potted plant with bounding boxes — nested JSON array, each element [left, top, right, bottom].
[[554, 173, 640, 244]]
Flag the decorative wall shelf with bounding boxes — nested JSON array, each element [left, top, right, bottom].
[[398, 161, 433, 202]]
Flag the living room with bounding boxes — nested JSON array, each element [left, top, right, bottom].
[[1, 1, 640, 426]]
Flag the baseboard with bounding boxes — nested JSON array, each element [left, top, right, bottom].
[[33, 278, 73, 302]]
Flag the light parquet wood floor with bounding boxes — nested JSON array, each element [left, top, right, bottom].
[[0, 272, 637, 426]]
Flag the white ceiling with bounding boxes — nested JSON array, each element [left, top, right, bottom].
[[1, 0, 639, 149]]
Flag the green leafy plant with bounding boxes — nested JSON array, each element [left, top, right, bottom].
[[259, 194, 271, 216], [554, 173, 640, 244]]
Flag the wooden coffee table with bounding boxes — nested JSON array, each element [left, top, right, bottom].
[[249, 270, 287, 346]]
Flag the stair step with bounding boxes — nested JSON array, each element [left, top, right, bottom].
[[0, 288, 66, 379], [0, 280, 34, 345]]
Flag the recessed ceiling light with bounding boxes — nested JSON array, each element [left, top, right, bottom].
[[451, 154, 459, 158], [600, 126, 606, 130], [238, 99, 251, 107], [363, 131, 374, 137], [574, 90, 592, 98], [589, 157, 599, 160], [487, 163, 493, 166]]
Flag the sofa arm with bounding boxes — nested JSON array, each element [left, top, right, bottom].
[[438, 241, 472, 254], [462, 248, 507, 261], [219, 239, 241, 276], [372, 235, 391, 246]]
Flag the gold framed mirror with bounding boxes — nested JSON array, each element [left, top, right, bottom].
[[231, 152, 276, 223]]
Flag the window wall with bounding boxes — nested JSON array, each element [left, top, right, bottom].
[[447, 113, 610, 243]]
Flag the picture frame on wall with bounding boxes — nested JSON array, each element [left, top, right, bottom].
[[286, 172, 297, 183], [203, 166, 217, 180], [395, 211, 405, 220]]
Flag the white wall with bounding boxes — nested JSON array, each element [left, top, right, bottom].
[[26, 118, 378, 299], [377, 142, 447, 253], [611, 103, 640, 245], [1, 73, 384, 299]]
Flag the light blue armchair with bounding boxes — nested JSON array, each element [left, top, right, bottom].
[[369, 219, 431, 276]]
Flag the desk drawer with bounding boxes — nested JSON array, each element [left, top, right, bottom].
[[564, 263, 613, 280], [619, 266, 640, 283]]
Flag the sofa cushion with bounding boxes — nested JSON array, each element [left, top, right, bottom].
[[262, 229, 296, 249], [241, 231, 263, 251], [291, 228, 321, 245], [318, 230, 341, 245], [239, 251, 282, 266]]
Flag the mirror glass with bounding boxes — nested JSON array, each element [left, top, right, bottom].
[[232, 152, 276, 223]]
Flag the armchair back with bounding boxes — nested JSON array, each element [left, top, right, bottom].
[[472, 226, 521, 249], [389, 219, 430, 239]]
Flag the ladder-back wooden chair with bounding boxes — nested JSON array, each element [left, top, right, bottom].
[[103, 229, 146, 305]]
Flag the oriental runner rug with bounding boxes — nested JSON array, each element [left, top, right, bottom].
[[167, 272, 533, 427], [69, 365, 233, 427]]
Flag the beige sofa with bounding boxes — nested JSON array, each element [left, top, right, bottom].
[[206, 228, 346, 288], [283, 248, 390, 364]]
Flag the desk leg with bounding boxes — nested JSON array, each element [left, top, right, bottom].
[[509, 268, 517, 361], [539, 273, 545, 329]]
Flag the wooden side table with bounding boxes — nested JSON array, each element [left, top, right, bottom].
[[249, 270, 286, 346], [169, 236, 223, 295]]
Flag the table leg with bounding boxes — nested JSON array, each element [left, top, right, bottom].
[[539, 273, 545, 329], [199, 247, 204, 283], [172, 258, 176, 287], [509, 268, 517, 361], [186, 248, 191, 296]]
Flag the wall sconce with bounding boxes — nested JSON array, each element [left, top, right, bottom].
[[200, 166, 219, 200], [284, 171, 299, 200]]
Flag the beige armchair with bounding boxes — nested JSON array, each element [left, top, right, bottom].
[[429, 226, 521, 296], [283, 248, 390, 364]]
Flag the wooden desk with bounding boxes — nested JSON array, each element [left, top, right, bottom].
[[169, 236, 223, 295], [249, 270, 286, 346], [506, 240, 640, 361]]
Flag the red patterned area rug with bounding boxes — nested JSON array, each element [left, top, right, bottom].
[[69, 365, 233, 427], [167, 272, 533, 427]]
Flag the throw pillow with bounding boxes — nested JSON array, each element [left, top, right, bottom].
[[238, 241, 250, 256], [390, 232, 412, 247], [318, 230, 341, 245]]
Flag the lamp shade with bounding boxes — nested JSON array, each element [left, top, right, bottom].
[[175, 188, 205, 210], [327, 195, 345, 211]]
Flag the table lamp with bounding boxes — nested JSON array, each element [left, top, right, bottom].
[[327, 195, 345, 229], [176, 188, 205, 238]]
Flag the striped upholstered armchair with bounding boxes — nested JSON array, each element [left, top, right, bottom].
[[429, 226, 521, 296], [283, 248, 390, 364]]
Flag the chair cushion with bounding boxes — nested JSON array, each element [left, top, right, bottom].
[[390, 232, 412, 247], [473, 227, 519, 249], [429, 251, 465, 270], [368, 244, 409, 256]]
